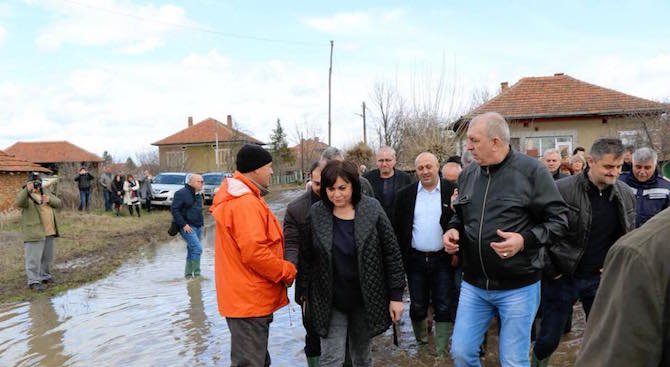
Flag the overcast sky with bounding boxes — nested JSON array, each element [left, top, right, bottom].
[[1, 0, 669, 162]]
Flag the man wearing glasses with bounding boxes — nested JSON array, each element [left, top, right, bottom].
[[364, 146, 412, 220]]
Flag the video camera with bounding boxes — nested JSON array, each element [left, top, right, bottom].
[[28, 173, 43, 192]]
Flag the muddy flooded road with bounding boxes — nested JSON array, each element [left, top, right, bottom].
[[0, 189, 583, 366]]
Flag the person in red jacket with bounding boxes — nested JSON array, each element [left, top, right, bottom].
[[210, 144, 297, 367]]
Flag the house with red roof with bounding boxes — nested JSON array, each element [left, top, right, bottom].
[[288, 137, 330, 175], [152, 115, 264, 173], [458, 73, 669, 157], [0, 150, 51, 211], [4, 140, 103, 174]]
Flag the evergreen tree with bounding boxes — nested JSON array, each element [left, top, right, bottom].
[[125, 157, 137, 171], [269, 119, 295, 167], [102, 150, 113, 165]]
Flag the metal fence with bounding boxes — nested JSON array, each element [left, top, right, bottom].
[[270, 171, 304, 186]]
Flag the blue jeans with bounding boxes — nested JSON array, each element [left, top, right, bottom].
[[103, 190, 113, 211], [407, 250, 455, 322], [533, 275, 600, 360], [179, 226, 203, 261], [79, 189, 91, 210], [451, 281, 540, 367]]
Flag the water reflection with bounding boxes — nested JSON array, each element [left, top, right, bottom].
[[17, 296, 71, 367]]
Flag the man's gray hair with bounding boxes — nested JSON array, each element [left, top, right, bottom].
[[461, 151, 474, 166], [377, 146, 396, 158], [543, 149, 561, 159], [589, 138, 624, 160], [320, 147, 343, 161], [632, 147, 658, 165], [470, 112, 510, 144]]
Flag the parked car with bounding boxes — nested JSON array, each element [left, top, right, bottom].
[[150, 172, 189, 207], [202, 172, 231, 204]]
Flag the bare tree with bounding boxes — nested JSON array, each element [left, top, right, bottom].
[[135, 148, 160, 173], [292, 120, 323, 177], [344, 141, 374, 168], [370, 81, 407, 154]]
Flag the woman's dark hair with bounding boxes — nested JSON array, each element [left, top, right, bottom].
[[320, 160, 361, 210]]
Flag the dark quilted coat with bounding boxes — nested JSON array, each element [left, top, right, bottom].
[[300, 196, 406, 338]]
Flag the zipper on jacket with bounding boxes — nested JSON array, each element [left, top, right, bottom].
[[478, 167, 492, 290]]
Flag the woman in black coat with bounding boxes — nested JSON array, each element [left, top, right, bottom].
[[111, 174, 125, 216], [299, 160, 406, 367]]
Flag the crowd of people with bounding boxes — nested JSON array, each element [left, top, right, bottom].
[[205, 112, 668, 367], [14, 111, 670, 366], [96, 167, 154, 217]]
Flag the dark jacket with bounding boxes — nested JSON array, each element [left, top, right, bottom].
[[546, 170, 636, 277], [283, 189, 320, 302], [75, 172, 95, 190], [365, 168, 413, 219], [575, 207, 670, 367], [393, 179, 456, 268], [171, 185, 204, 229], [448, 149, 568, 290], [300, 196, 406, 338], [619, 171, 670, 227], [552, 169, 569, 181]]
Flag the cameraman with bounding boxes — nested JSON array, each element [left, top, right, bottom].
[[15, 174, 62, 292], [74, 167, 94, 211]]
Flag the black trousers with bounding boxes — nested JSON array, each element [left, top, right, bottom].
[[226, 314, 273, 367]]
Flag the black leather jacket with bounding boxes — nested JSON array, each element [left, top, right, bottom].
[[448, 149, 568, 290], [546, 170, 636, 277]]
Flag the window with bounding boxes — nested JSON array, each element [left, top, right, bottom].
[[525, 136, 573, 157], [166, 151, 185, 169], [215, 148, 232, 168]]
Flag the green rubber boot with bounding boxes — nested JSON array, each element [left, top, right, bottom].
[[435, 322, 452, 357], [411, 319, 428, 344], [306, 356, 319, 367], [192, 258, 201, 277], [184, 260, 193, 278], [531, 352, 549, 367]]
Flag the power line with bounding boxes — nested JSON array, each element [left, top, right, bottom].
[[60, 0, 326, 47]]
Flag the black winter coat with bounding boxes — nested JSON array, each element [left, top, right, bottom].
[[300, 196, 406, 338], [364, 168, 413, 220], [171, 185, 204, 228], [546, 170, 636, 277], [448, 149, 569, 290], [283, 189, 320, 302]]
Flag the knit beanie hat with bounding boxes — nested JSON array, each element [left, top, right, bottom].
[[236, 144, 273, 173]]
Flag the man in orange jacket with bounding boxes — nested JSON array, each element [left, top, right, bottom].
[[210, 144, 297, 367]]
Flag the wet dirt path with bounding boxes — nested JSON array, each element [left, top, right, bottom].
[[0, 189, 583, 366]]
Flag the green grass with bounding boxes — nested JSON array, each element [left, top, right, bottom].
[[0, 209, 175, 303]]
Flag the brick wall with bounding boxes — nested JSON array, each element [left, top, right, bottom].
[[0, 172, 27, 211]]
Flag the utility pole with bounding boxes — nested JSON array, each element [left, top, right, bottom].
[[328, 40, 333, 146], [355, 101, 367, 145], [362, 101, 367, 145]]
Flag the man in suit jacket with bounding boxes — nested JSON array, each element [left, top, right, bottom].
[[365, 146, 412, 220], [393, 152, 457, 357]]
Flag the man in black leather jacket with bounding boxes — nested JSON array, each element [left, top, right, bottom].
[[443, 112, 568, 367], [532, 138, 636, 367]]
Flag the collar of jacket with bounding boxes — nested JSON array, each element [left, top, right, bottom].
[[232, 171, 262, 198], [578, 167, 620, 201], [624, 170, 661, 188], [312, 196, 379, 251], [479, 146, 514, 176]]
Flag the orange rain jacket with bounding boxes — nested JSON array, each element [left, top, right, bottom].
[[210, 171, 297, 318]]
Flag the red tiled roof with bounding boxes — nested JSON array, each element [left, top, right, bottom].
[[0, 150, 51, 173], [289, 137, 329, 155], [152, 117, 264, 146], [4, 141, 103, 164], [469, 73, 668, 120]]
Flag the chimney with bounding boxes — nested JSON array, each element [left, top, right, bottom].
[[554, 72, 564, 76], [226, 115, 233, 129], [187, 116, 193, 127], [500, 82, 509, 91]]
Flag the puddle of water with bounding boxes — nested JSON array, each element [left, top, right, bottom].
[[0, 188, 583, 366]]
